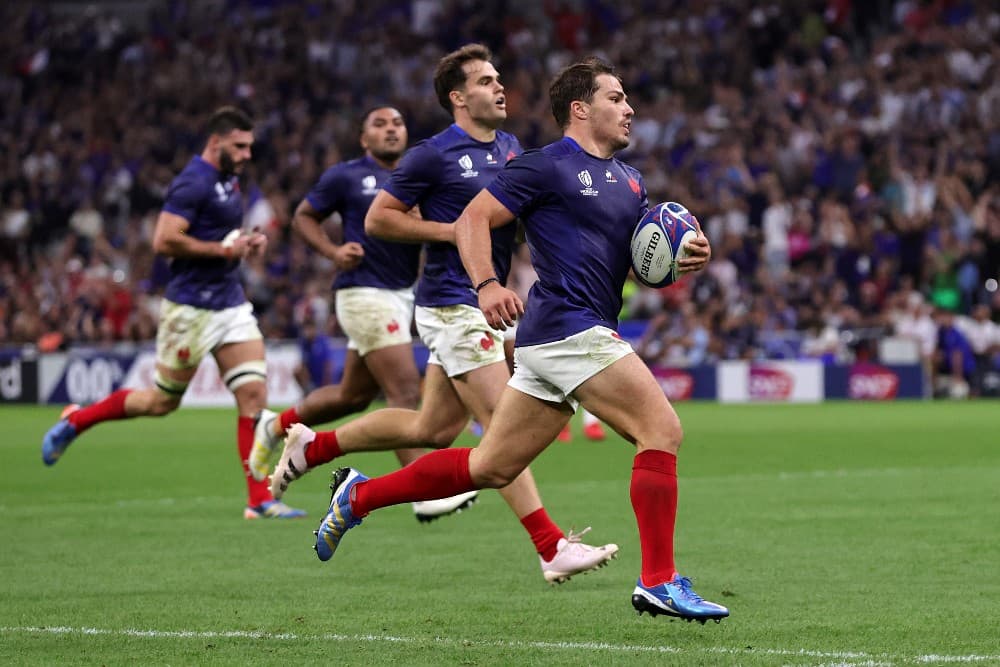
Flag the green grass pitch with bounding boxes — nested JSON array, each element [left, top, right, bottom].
[[2, 401, 998, 666]]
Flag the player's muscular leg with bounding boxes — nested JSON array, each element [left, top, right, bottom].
[[363, 342, 424, 465], [297, 350, 381, 426], [215, 340, 268, 418], [334, 364, 467, 454], [365, 343, 421, 409], [467, 387, 570, 489], [124, 364, 192, 416], [453, 361, 560, 518], [573, 353, 682, 455]]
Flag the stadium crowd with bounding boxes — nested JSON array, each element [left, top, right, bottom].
[[1, 0, 999, 395]]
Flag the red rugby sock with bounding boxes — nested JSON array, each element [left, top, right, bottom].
[[66, 389, 132, 433], [352, 448, 474, 517], [239, 416, 273, 507], [631, 449, 678, 587], [305, 430, 342, 468], [520, 508, 564, 561], [278, 406, 301, 436]]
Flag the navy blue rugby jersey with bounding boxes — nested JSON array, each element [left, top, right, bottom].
[[486, 137, 648, 346], [382, 124, 522, 308], [305, 155, 420, 291], [161, 156, 247, 310]]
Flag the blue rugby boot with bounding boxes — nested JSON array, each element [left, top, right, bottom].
[[631, 574, 730, 624], [313, 467, 368, 561], [243, 500, 307, 520], [41, 405, 81, 466]]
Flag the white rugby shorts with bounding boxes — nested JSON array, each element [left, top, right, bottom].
[[508, 325, 633, 410], [335, 286, 415, 356], [156, 300, 262, 370], [415, 304, 505, 377]]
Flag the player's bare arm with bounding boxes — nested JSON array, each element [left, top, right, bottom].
[[677, 217, 711, 274], [152, 210, 262, 260], [292, 199, 364, 271], [365, 190, 456, 244], [455, 188, 522, 330]]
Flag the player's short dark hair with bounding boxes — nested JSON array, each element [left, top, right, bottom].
[[433, 43, 492, 113], [205, 106, 254, 138], [359, 105, 402, 134], [549, 57, 619, 129]]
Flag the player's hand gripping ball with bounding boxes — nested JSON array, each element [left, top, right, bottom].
[[630, 201, 699, 288]]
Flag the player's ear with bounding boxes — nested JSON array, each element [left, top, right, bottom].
[[571, 100, 588, 122], [205, 133, 222, 154], [449, 89, 465, 110]]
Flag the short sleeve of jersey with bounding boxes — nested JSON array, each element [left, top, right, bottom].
[[486, 150, 550, 218], [634, 171, 650, 219], [382, 142, 442, 207], [162, 176, 206, 223], [305, 165, 347, 218]]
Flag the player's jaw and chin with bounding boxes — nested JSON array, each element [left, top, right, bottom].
[[219, 143, 250, 177], [370, 143, 405, 164]]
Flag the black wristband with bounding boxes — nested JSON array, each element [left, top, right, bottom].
[[474, 277, 499, 293]]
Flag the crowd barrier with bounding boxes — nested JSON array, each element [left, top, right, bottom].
[[0, 340, 929, 406]]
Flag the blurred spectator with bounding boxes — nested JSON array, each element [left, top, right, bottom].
[[294, 315, 336, 394], [0, 0, 996, 403], [933, 307, 976, 399], [955, 303, 1000, 395]]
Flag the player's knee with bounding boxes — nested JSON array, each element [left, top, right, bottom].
[[424, 419, 465, 449], [152, 371, 187, 414], [223, 361, 267, 408], [382, 382, 420, 410], [148, 391, 181, 416], [475, 465, 520, 489], [425, 430, 455, 449], [659, 414, 684, 452], [223, 361, 267, 395], [344, 392, 375, 413]]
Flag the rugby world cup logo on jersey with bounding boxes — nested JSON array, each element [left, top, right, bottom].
[[215, 182, 233, 202], [459, 154, 478, 178], [578, 170, 599, 197], [361, 174, 379, 196]]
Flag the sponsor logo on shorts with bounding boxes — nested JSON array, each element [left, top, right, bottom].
[[387, 320, 400, 334], [479, 335, 494, 351], [177, 347, 191, 363]]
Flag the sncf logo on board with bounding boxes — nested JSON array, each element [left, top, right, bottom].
[[749, 366, 794, 400], [848, 364, 899, 400]]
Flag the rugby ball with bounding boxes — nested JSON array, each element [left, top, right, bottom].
[[630, 201, 699, 288]]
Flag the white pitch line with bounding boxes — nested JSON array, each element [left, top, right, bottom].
[[1, 625, 997, 665]]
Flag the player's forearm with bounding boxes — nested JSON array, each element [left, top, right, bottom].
[[365, 207, 453, 244], [455, 211, 495, 286], [153, 231, 231, 259], [293, 212, 342, 258]]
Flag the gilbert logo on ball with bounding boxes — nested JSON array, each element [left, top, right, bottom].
[[630, 202, 698, 287]]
